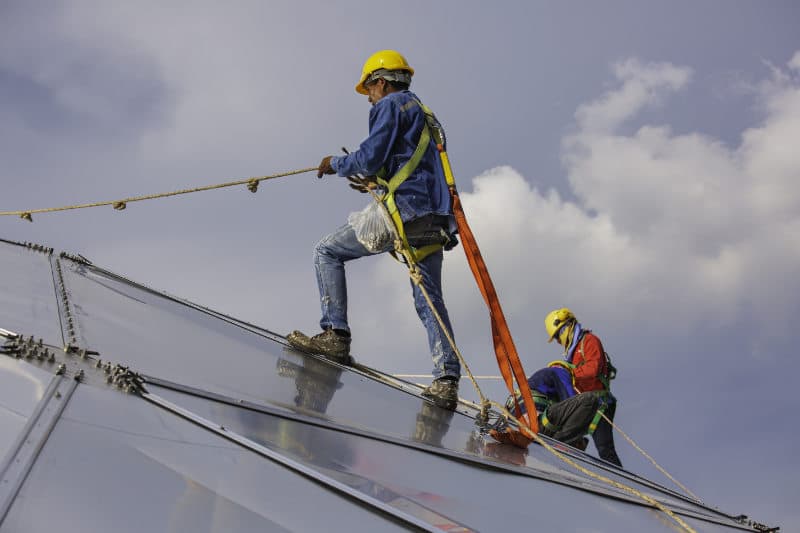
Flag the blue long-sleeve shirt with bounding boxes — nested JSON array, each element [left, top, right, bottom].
[[505, 366, 577, 418], [528, 367, 577, 403], [330, 90, 453, 225]]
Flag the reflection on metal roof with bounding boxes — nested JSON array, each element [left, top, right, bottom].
[[0, 238, 778, 532]]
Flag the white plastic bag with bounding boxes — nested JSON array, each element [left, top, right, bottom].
[[347, 201, 394, 252]]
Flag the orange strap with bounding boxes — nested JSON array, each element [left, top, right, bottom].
[[449, 189, 539, 434]]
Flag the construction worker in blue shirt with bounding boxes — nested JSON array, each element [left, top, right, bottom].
[[288, 50, 461, 410]]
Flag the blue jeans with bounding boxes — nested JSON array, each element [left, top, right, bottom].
[[313, 222, 461, 380]]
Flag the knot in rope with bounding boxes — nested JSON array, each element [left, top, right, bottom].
[[408, 266, 424, 286], [247, 179, 259, 193], [475, 399, 492, 427], [112, 201, 127, 211], [20, 212, 32, 222]]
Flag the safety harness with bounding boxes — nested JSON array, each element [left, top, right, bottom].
[[375, 98, 449, 264], [572, 336, 618, 435]]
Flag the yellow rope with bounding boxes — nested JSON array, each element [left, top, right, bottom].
[[491, 401, 698, 533], [571, 381, 700, 502], [597, 409, 701, 501], [0, 167, 318, 221]]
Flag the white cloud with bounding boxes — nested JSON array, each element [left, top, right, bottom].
[[573, 59, 691, 134], [790, 51, 800, 72], [561, 53, 800, 339]]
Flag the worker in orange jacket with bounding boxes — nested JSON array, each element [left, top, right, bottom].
[[545, 308, 622, 467]]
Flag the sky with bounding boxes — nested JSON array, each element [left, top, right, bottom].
[[1, 1, 799, 529]]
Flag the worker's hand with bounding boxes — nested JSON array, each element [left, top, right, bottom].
[[317, 156, 336, 178], [347, 175, 378, 193]]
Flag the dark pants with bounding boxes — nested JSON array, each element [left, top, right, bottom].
[[592, 399, 622, 467], [541, 392, 601, 447]]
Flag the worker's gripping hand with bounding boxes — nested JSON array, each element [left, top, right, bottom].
[[317, 156, 336, 178]]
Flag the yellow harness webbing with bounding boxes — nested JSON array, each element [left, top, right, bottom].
[[376, 99, 446, 264]]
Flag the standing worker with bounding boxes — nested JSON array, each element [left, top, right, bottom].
[[287, 50, 462, 410], [545, 308, 623, 467]]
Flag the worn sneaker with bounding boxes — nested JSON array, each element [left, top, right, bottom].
[[286, 329, 352, 364], [421, 377, 459, 411]]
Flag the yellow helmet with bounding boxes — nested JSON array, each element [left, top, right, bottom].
[[545, 308, 576, 343], [355, 50, 414, 94]]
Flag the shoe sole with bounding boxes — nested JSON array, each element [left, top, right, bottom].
[[286, 337, 353, 366]]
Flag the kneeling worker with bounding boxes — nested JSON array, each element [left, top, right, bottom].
[[494, 364, 603, 451], [545, 308, 622, 467]]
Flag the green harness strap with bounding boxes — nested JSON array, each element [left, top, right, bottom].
[[587, 400, 608, 435], [376, 99, 446, 264], [541, 410, 558, 431]]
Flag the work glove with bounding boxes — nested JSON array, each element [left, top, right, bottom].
[[346, 175, 378, 193], [317, 156, 336, 178]]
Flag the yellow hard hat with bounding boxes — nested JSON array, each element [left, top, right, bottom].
[[355, 50, 414, 94], [545, 308, 576, 343]]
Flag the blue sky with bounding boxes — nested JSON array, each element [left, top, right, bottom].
[[1, 1, 798, 528]]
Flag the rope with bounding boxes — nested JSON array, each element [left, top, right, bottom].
[[596, 409, 701, 502], [490, 401, 698, 533], [0, 167, 318, 222], [571, 381, 700, 502]]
